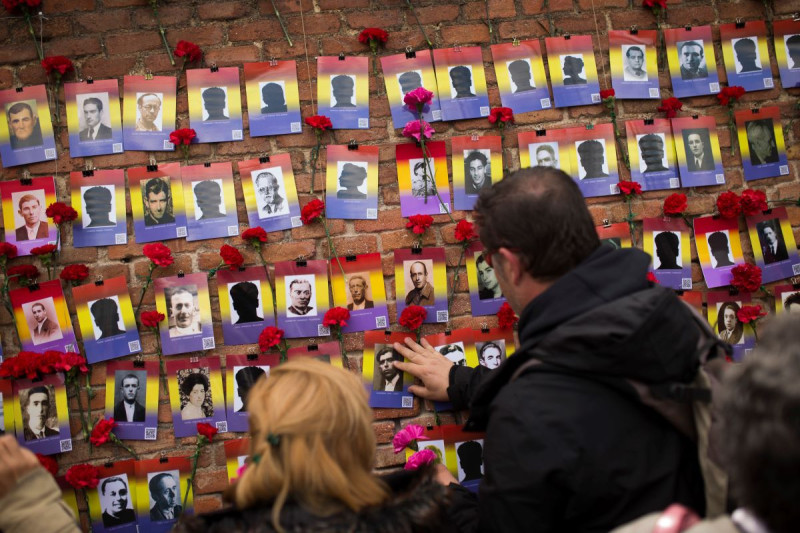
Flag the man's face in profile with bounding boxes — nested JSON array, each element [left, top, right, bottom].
[[146, 191, 168, 220], [171, 292, 195, 329], [536, 148, 554, 167], [84, 102, 101, 129], [102, 480, 129, 518], [410, 263, 427, 290], [378, 351, 398, 381], [9, 107, 36, 141], [19, 199, 41, 226], [290, 281, 312, 310], [31, 304, 46, 324], [154, 476, 177, 511], [122, 377, 139, 402], [687, 134, 704, 157], [139, 95, 161, 125], [26, 392, 48, 431], [681, 44, 703, 72], [480, 346, 502, 369], [349, 278, 366, 304]]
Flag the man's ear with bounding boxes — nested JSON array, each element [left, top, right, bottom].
[[496, 247, 523, 285]]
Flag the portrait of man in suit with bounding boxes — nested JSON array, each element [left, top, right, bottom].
[[286, 277, 315, 317], [684, 129, 715, 171], [113, 372, 146, 423], [15, 193, 49, 241], [28, 300, 62, 345], [678, 40, 708, 80], [404, 260, 435, 306], [79, 96, 112, 141], [148, 471, 182, 521], [253, 171, 288, 218], [7, 101, 43, 149], [373, 346, 403, 392], [20, 385, 59, 441], [757, 219, 789, 265], [346, 274, 374, 311], [746, 119, 779, 166], [99, 475, 136, 527], [143, 177, 175, 226]]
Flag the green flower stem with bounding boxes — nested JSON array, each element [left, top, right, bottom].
[[447, 244, 466, 322], [81, 488, 94, 533], [433, 406, 441, 427], [269, 0, 293, 47], [419, 133, 455, 224], [404, 0, 433, 49], [335, 329, 349, 370], [484, 0, 494, 43], [23, 10, 44, 61], [68, 374, 90, 442], [0, 266, 17, 330], [728, 105, 737, 156], [624, 198, 638, 247], [498, 125, 508, 175], [150, 0, 175, 66], [370, 41, 379, 77], [134, 263, 156, 318], [110, 434, 139, 460], [253, 244, 278, 313], [309, 133, 322, 194], [322, 216, 347, 282], [751, 322, 759, 343], [182, 437, 207, 510], [279, 340, 288, 363]]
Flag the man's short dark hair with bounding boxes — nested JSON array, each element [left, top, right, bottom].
[[507, 60, 530, 75], [27, 385, 50, 401], [84, 186, 112, 205], [638, 133, 663, 148], [83, 97, 103, 112], [733, 38, 756, 54], [450, 65, 471, 79], [145, 178, 170, 198], [101, 476, 126, 495], [376, 346, 401, 362], [235, 366, 266, 389], [180, 372, 209, 397], [475, 168, 599, 282], [679, 40, 704, 55], [787, 34, 800, 53], [31, 302, 45, 313], [148, 472, 174, 497], [708, 231, 729, 252], [536, 144, 555, 157], [465, 151, 488, 167], [230, 281, 259, 303], [90, 298, 118, 320], [784, 292, 800, 308], [479, 341, 502, 359], [7, 102, 33, 117], [654, 231, 679, 257], [577, 140, 603, 156], [289, 278, 311, 290], [121, 373, 139, 387], [626, 46, 644, 58], [413, 161, 426, 174]]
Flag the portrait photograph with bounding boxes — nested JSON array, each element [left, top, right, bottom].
[[218, 267, 275, 346], [462, 149, 492, 195], [284, 274, 318, 318], [646, 216, 694, 289], [402, 259, 436, 307], [140, 176, 175, 227], [476, 340, 506, 370], [230, 364, 270, 413], [190, 179, 227, 220], [652, 231, 683, 270], [363, 330, 413, 408], [716, 301, 746, 345], [731, 37, 762, 74], [474, 250, 502, 301], [177, 367, 213, 421], [621, 44, 649, 81], [258, 80, 288, 114], [104, 360, 157, 440], [636, 133, 670, 174], [694, 215, 743, 289], [756, 218, 788, 266], [746, 207, 800, 283], [134, 455, 193, 532], [187, 72, 245, 143], [227, 280, 265, 325], [455, 439, 485, 483], [745, 118, 779, 166], [408, 157, 437, 200], [317, 55, 370, 129], [335, 160, 369, 200], [505, 58, 536, 92], [87, 295, 127, 340], [490, 40, 552, 113], [166, 356, 225, 437], [18, 384, 59, 441], [371, 344, 404, 392], [627, 119, 681, 192], [23, 297, 64, 347], [128, 164, 187, 243], [394, 247, 448, 323], [706, 229, 734, 269], [574, 138, 610, 180], [75, 92, 113, 142], [666, 26, 720, 98], [10, 279, 75, 353], [436, 342, 467, 366], [329, 74, 358, 109], [245, 60, 302, 136], [528, 141, 560, 169], [681, 128, 715, 172], [80, 184, 117, 228], [329, 252, 388, 333], [608, 30, 660, 99], [780, 290, 800, 314], [64, 79, 123, 158], [10, 188, 50, 243], [146, 470, 182, 522], [156, 271, 217, 354], [775, 17, 800, 94], [199, 86, 230, 121], [112, 369, 147, 424], [325, 145, 380, 220], [135, 91, 163, 132], [165, 285, 202, 338], [786, 33, 800, 70], [251, 167, 289, 219], [344, 271, 374, 310], [396, 69, 424, 96], [5, 99, 44, 149], [275, 260, 330, 339], [97, 473, 136, 529], [241, 156, 300, 232], [183, 162, 239, 241], [676, 40, 709, 80], [420, 438, 447, 466], [447, 64, 477, 99], [451, 135, 501, 211], [0, 85, 56, 168], [433, 46, 490, 121], [559, 54, 588, 85], [396, 141, 451, 217], [381, 51, 442, 128]]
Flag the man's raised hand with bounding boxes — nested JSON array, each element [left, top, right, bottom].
[[392, 337, 453, 402]]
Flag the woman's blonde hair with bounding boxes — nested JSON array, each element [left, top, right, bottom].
[[233, 358, 389, 530]]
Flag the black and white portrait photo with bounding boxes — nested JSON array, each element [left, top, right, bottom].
[[177, 368, 213, 421], [166, 285, 202, 338], [147, 470, 182, 521], [77, 93, 113, 142], [782, 291, 800, 314], [506, 59, 536, 93], [346, 273, 374, 311], [707, 230, 735, 269], [463, 149, 491, 194], [251, 168, 288, 219], [409, 158, 436, 199], [228, 280, 264, 324], [81, 185, 116, 228], [99, 474, 136, 527], [637, 133, 670, 173], [756, 218, 789, 265], [12, 189, 49, 241], [331, 75, 357, 108], [19, 385, 59, 441], [142, 177, 175, 226], [24, 297, 63, 346], [732, 37, 762, 73], [373, 345, 403, 392], [436, 342, 466, 366], [403, 259, 435, 307], [200, 86, 229, 121], [622, 45, 648, 81], [113, 370, 146, 423], [677, 40, 708, 80], [232, 365, 268, 412], [259, 81, 288, 114], [653, 231, 682, 270], [285, 275, 317, 317], [717, 301, 744, 345], [575, 139, 610, 180], [88, 296, 126, 340], [397, 70, 423, 96], [477, 340, 505, 369], [528, 142, 559, 168], [475, 252, 502, 300], [745, 119, 779, 165], [135, 92, 163, 132], [448, 65, 477, 99], [191, 179, 226, 221], [456, 439, 484, 482], [560, 54, 587, 85], [6, 100, 44, 149], [336, 161, 369, 200], [683, 129, 715, 172]]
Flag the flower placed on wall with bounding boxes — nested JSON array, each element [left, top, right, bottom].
[[737, 304, 767, 342], [618, 180, 642, 246], [305, 115, 333, 193], [90, 417, 138, 459], [488, 107, 514, 174], [657, 97, 683, 118], [174, 40, 203, 80], [136, 243, 174, 316], [30, 244, 57, 279], [183, 422, 218, 509], [663, 193, 688, 216], [7, 264, 39, 285], [399, 305, 427, 342], [259, 325, 288, 362], [41, 56, 73, 123], [497, 302, 518, 329], [405, 448, 437, 470], [36, 453, 58, 476], [301, 198, 346, 280], [730, 263, 762, 293], [359, 28, 389, 76], [240, 226, 276, 310], [208, 244, 244, 279], [647, 271, 660, 284], [392, 424, 429, 453], [59, 263, 89, 286], [4, 0, 44, 59], [716, 191, 741, 219], [323, 307, 351, 369], [141, 310, 165, 329], [740, 189, 768, 216], [65, 463, 100, 490], [169, 128, 196, 164], [406, 214, 433, 235]]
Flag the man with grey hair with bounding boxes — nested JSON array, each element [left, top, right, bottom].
[[254, 171, 287, 216]]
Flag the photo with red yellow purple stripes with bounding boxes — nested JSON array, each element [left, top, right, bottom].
[[596, 222, 632, 249], [363, 330, 414, 409], [225, 353, 279, 433], [381, 50, 442, 129], [694, 215, 744, 289], [182, 162, 239, 241], [473, 326, 516, 365], [238, 153, 302, 233], [625, 118, 680, 191], [0, 175, 57, 256], [665, 26, 721, 98], [707, 290, 755, 362], [720, 20, 774, 93], [518, 128, 572, 175], [325, 144, 379, 220], [154, 273, 215, 355], [275, 260, 331, 338], [490, 39, 552, 113], [73, 275, 141, 363], [166, 356, 227, 438], [677, 291, 704, 319], [244, 60, 302, 137], [217, 266, 276, 346], [433, 46, 491, 121], [404, 424, 487, 494], [64, 78, 123, 158], [452, 135, 502, 211], [104, 359, 159, 441], [86, 459, 138, 533], [0, 84, 56, 168], [134, 455, 192, 533], [544, 34, 601, 108], [773, 18, 800, 89], [122, 75, 176, 152], [774, 284, 800, 315], [187, 67, 243, 143], [0, 380, 13, 436], [286, 340, 344, 368], [10, 279, 77, 353], [329, 252, 388, 333], [70, 168, 128, 247], [13, 372, 71, 456], [563, 123, 620, 197], [465, 241, 506, 316], [426, 328, 478, 412], [608, 30, 660, 100], [745, 207, 800, 284], [735, 106, 789, 181], [129, 163, 188, 243], [642, 217, 692, 290], [396, 141, 451, 216], [394, 247, 449, 324], [671, 115, 725, 188], [224, 437, 251, 483], [317, 55, 369, 129]]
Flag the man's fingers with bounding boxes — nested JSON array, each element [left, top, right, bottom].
[[420, 338, 434, 350], [407, 384, 433, 399]]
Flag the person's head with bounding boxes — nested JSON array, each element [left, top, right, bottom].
[[144, 178, 170, 221], [289, 279, 312, 310], [261, 83, 285, 107], [230, 281, 260, 315], [84, 186, 112, 218], [31, 302, 47, 324], [507, 60, 532, 85], [562, 55, 584, 77], [785, 292, 800, 314], [235, 366, 267, 407], [82, 97, 103, 129], [7, 102, 37, 141], [708, 231, 730, 260], [535, 145, 556, 167], [339, 163, 367, 189], [376, 346, 401, 382], [193, 180, 222, 214], [148, 473, 178, 511], [654, 231, 680, 265], [747, 120, 775, 161], [120, 374, 140, 403], [398, 71, 422, 94], [233, 359, 389, 527], [100, 477, 129, 517], [465, 151, 489, 187], [638, 134, 665, 167], [625, 46, 645, 71], [348, 275, 367, 304], [24, 386, 50, 431], [137, 93, 161, 125], [679, 41, 704, 72], [409, 261, 428, 290], [17, 194, 41, 227], [717, 314, 800, 533], [439, 344, 466, 366], [577, 140, 605, 174], [169, 288, 196, 329], [476, 253, 499, 294], [457, 440, 483, 473], [478, 342, 503, 369], [90, 298, 120, 332], [787, 34, 800, 65], [202, 87, 226, 116], [686, 131, 705, 157], [331, 75, 354, 102], [473, 167, 600, 313], [759, 220, 778, 246], [449, 66, 473, 93], [733, 38, 758, 68], [413, 161, 426, 178], [255, 172, 281, 205], [180, 372, 209, 408], [718, 301, 742, 334]]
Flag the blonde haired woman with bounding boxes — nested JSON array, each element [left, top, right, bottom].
[[175, 358, 453, 533]]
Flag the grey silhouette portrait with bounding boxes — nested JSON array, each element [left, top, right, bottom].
[[562, 55, 587, 85], [577, 140, 609, 179], [90, 298, 126, 339], [708, 231, 734, 268], [331, 75, 356, 108], [337, 163, 368, 200], [654, 232, 681, 270], [787, 34, 800, 69], [202, 87, 228, 121], [733, 38, 760, 73], [638, 134, 669, 173], [260, 83, 287, 114], [235, 366, 266, 412], [449, 66, 476, 98], [193, 180, 225, 220], [83, 186, 115, 227], [398, 71, 422, 95], [508, 60, 535, 92], [230, 281, 263, 324], [457, 440, 484, 482]]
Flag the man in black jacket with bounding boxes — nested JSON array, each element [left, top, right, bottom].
[[394, 167, 706, 532]]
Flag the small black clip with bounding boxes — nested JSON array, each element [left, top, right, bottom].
[[147, 164, 159, 172], [692, 115, 699, 120], [307, 343, 318, 351], [411, 247, 423, 254], [644, 118, 655, 126], [481, 325, 490, 333], [19, 178, 32, 186], [763, 208, 772, 215], [345, 255, 357, 262], [405, 49, 416, 59], [296, 260, 307, 267], [535, 129, 547, 137], [238, 266, 246, 272], [159, 456, 169, 464], [104, 461, 114, 468], [15, 86, 23, 93], [793, 282, 800, 290], [247, 353, 258, 360], [338, 52, 345, 61], [28, 283, 40, 292], [384, 329, 392, 336], [728, 287, 740, 296], [204, 162, 211, 168], [210, 64, 219, 73], [752, 107, 760, 114], [426, 423, 433, 430], [82, 169, 95, 177], [347, 140, 358, 151], [685, 25, 692, 31], [121, 257, 132, 263], [86, 77, 94, 85], [177, 271, 185, 278], [585, 124, 594, 130], [444, 329, 452, 336], [259, 155, 270, 163], [95, 279, 104, 286], [133, 359, 145, 368], [630, 25, 638, 35], [564, 33, 571, 40], [735, 20, 746, 29]]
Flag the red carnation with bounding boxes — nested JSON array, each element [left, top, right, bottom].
[[663, 193, 688, 216], [36, 453, 58, 476], [3, 0, 43, 15], [241, 227, 268, 243], [716, 191, 741, 219], [219, 244, 244, 270], [730, 263, 762, 293], [197, 422, 218, 441], [65, 464, 100, 490], [618, 180, 642, 197], [737, 304, 767, 324], [323, 306, 350, 328], [488, 107, 514, 124], [497, 302, 518, 329], [647, 272, 660, 284], [258, 326, 284, 352], [0, 241, 17, 259], [90, 417, 117, 447], [399, 305, 427, 331], [406, 214, 434, 235], [600, 88, 616, 100], [454, 220, 476, 242], [174, 40, 203, 63], [717, 85, 746, 107], [59, 264, 89, 282], [41, 56, 73, 76], [305, 115, 333, 131], [56, 351, 88, 374], [168, 128, 196, 146], [300, 199, 325, 224], [141, 311, 165, 328], [45, 202, 78, 224], [7, 264, 40, 281], [358, 27, 389, 45], [657, 97, 683, 118], [142, 243, 174, 267], [643, 0, 666, 8], [740, 189, 768, 216], [31, 244, 57, 256]]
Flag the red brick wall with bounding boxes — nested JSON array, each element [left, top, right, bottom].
[[2, 0, 800, 522]]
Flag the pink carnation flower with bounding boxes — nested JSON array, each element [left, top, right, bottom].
[[402, 120, 434, 141], [392, 424, 429, 454], [404, 448, 437, 470]]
